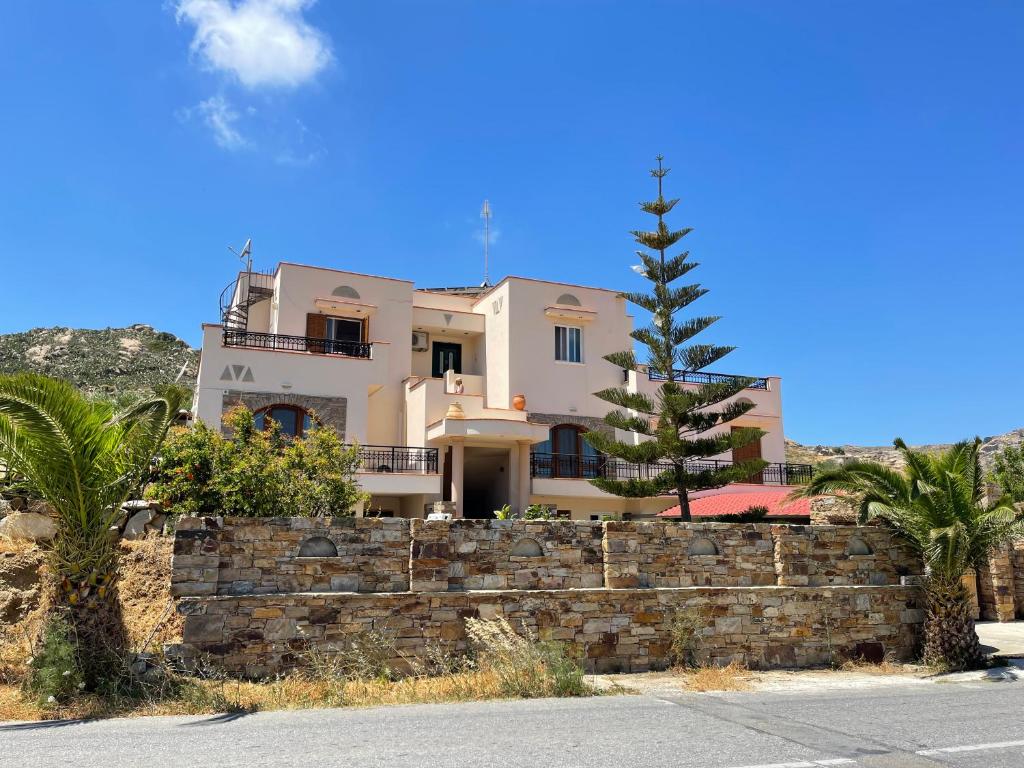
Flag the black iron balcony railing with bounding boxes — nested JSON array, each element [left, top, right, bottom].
[[646, 369, 769, 390], [529, 452, 812, 486], [223, 329, 372, 359], [355, 445, 438, 474]]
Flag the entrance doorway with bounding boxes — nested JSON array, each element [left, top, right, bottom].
[[462, 446, 509, 519], [432, 342, 462, 378]]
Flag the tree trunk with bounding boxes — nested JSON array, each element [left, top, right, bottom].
[[922, 579, 984, 672], [55, 554, 129, 690], [674, 467, 691, 522]]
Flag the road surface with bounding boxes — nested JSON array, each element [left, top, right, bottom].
[[3, 679, 1024, 767]]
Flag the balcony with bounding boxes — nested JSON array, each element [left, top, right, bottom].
[[223, 329, 372, 359], [530, 453, 812, 486], [646, 368, 769, 390], [353, 444, 441, 497], [356, 445, 438, 474]]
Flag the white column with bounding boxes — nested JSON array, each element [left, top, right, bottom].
[[518, 441, 532, 512], [508, 445, 521, 513], [451, 439, 465, 519]]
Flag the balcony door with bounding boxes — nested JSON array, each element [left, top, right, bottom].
[[432, 342, 462, 378], [547, 424, 603, 478], [731, 427, 764, 483], [326, 317, 363, 354]]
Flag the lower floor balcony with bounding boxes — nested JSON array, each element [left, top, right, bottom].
[[529, 452, 813, 486], [354, 445, 441, 497]]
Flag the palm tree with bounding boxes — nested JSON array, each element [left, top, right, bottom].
[[0, 373, 187, 686], [796, 438, 1022, 671]]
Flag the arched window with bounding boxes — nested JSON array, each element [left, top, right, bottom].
[[533, 424, 603, 478], [253, 404, 315, 438]]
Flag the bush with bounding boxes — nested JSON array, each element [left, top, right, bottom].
[[707, 505, 769, 523], [25, 615, 84, 706], [464, 617, 589, 698], [991, 441, 1024, 503], [145, 407, 368, 517]]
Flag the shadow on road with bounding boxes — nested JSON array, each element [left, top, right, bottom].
[[0, 718, 96, 731], [179, 709, 257, 727]]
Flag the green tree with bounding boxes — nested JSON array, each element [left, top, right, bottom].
[[585, 157, 766, 520], [146, 406, 368, 518], [796, 438, 1022, 671], [991, 441, 1024, 503], [0, 373, 186, 687]]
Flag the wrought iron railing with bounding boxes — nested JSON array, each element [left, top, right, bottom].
[[355, 445, 438, 474], [223, 329, 372, 359], [646, 369, 769, 389], [529, 453, 812, 485]]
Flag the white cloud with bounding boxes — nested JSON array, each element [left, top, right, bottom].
[[192, 95, 249, 149], [176, 0, 332, 89]]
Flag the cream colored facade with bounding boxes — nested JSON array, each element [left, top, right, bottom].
[[194, 262, 797, 520]]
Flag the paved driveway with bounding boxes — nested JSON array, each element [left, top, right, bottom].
[[977, 621, 1024, 657]]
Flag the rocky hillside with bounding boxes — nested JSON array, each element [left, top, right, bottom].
[[0, 325, 197, 400], [786, 429, 1024, 473]]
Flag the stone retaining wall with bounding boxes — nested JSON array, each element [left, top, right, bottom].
[[173, 517, 922, 597], [603, 521, 776, 588], [173, 585, 923, 677], [172, 517, 409, 597], [412, 519, 604, 592]]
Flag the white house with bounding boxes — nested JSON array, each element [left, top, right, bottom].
[[193, 261, 807, 520]]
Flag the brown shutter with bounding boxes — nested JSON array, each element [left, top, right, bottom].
[[306, 313, 327, 352]]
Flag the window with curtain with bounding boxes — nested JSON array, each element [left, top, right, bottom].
[[254, 405, 314, 438], [532, 424, 603, 478], [554, 326, 582, 362]]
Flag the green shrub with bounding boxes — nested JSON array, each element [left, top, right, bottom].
[[25, 616, 84, 706], [991, 441, 1024, 503], [145, 407, 368, 517], [707, 505, 769, 523]]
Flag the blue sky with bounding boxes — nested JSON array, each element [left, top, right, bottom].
[[1, 1, 1021, 446]]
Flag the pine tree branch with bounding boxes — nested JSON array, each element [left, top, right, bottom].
[[678, 343, 735, 371], [668, 318, 720, 347], [593, 387, 655, 414], [603, 350, 638, 372], [639, 197, 680, 217], [582, 432, 666, 463], [589, 475, 675, 498], [602, 411, 654, 435]]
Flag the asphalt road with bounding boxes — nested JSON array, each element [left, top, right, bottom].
[[3, 681, 1024, 768]]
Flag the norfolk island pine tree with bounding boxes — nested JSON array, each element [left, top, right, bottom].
[[584, 157, 767, 521]]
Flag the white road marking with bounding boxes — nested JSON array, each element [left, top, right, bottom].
[[727, 759, 857, 768], [916, 738, 1024, 755]]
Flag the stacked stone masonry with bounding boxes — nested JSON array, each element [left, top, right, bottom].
[[171, 517, 927, 675]]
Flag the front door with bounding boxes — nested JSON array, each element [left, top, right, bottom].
[[432, 342, 462, 378], [731, 427, 764, 483]]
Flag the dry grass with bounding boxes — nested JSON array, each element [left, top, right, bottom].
[[836, 659, 933, 676], [677, 662, 753, 692]]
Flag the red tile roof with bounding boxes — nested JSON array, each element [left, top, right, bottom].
[[658, 486, 811, 519]]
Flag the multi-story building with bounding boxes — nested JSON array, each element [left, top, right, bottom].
[[193, 261, 809, 520]]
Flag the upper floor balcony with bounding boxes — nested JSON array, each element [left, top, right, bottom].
[[645, 368, 770, 390], [222, 329, 374, 360], [530, 452, 812, 486]]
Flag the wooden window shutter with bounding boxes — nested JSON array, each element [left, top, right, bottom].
[[306, 313, 327, 352]]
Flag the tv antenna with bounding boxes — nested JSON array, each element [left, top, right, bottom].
[[480, 200, 491, 287], [228, 238, 253, 273]]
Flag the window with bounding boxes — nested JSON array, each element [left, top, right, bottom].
[[532, 424, 603, 478], [254, 404, 314, 438], [325, 317, 363, 353], [555, 326, 582, 363]]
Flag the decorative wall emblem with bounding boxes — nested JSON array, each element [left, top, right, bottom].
[[443, 313, 453, 326], [492, 296, 504, 315], [220, 364, 255, 383]]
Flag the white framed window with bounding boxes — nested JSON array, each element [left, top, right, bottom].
[[555, 325, 582, 363]]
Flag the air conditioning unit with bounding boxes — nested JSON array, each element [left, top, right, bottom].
[[412, 331, 429, 351]]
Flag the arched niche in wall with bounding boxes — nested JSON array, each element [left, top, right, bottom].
[[509, 537, 544, 557], [846, 537, 873, 556], [556, 293, 581, 306], [298, 536, 338, 557], [688, 537, 719, 556], [332, 285, 361, 300]]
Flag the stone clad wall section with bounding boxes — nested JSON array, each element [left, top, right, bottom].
[[173, 518, 924, 597], [772, 525, 919, 587], [174, 585, 923, 677], [445, 520, 604, 591], [172, 517, 410, 596], [603, 521, 776, 589]]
